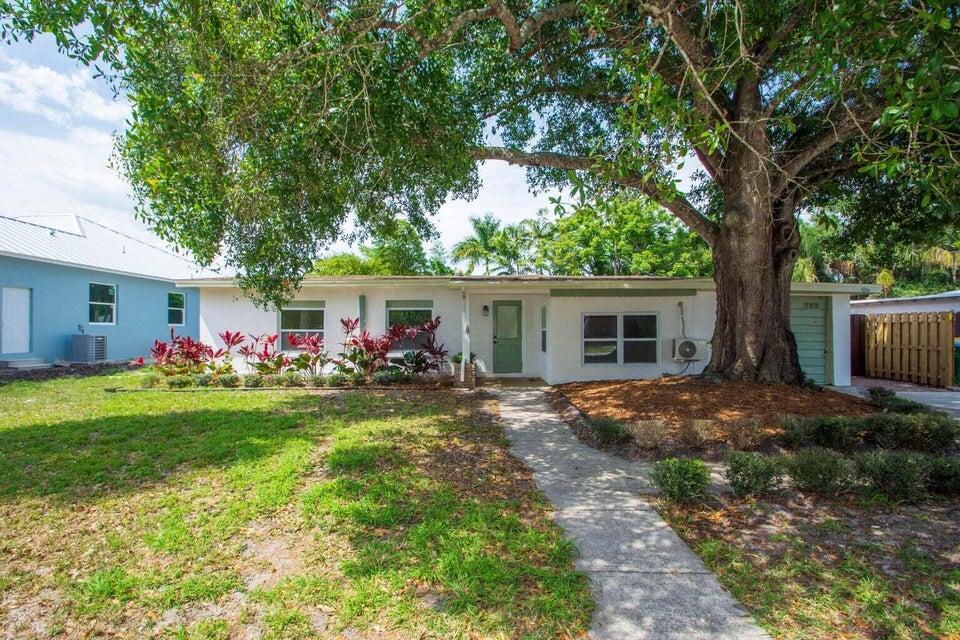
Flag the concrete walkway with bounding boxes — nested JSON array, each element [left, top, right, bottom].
[[494, 388, 769, 640]]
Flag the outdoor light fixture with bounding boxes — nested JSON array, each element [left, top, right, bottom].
[[481, 305, 490, 317]]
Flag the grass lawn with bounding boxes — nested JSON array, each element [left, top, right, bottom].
[[0, 371, 592, 639]]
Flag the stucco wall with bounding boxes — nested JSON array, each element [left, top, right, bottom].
[[465, 292, 548, 377], [0, 255, 199, 361]]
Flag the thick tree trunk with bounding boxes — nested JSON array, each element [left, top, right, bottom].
[[703, 125, 804, 384]]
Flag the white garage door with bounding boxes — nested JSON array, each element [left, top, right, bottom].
[[790, 296, 829, 384]]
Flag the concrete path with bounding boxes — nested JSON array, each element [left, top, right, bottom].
[[837, 377, 960, 419], [494, 388, 770, 640]]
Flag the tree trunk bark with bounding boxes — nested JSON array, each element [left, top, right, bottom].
[[703, 198, 804, 384]]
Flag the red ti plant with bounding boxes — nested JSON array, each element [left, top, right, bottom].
[[239, 333, 291, 374], [286, 333, 329, 376], [335, 317, 392, 378], [206, 330, 245, 375], [150, 329, 210, 375]]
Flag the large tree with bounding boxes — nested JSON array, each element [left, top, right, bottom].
[[4, 0, 957, 382]]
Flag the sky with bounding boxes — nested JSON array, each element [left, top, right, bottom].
[[0, 33, 696, 260]]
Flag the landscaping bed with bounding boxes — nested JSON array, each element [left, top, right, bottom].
[[0, 361, 139, 386], [0, 371, 592, 639]]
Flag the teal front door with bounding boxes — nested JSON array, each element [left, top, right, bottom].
[[493, 300, 523, 373]]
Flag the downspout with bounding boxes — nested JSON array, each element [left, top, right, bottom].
[[461, 288, 470, 382]]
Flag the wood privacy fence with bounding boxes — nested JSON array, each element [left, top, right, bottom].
[[859, 312, 955, 387]]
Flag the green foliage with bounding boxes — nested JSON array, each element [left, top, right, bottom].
[[451, 352, 477, 364], [725, 452, 783, 498], [215, 374, 240, 388], [164, 375, 194, 389], [371, 368, 411, 386], [140, 373, 161, 389], [927, 457, 960, 495], [651, 458, 710, 504], [193, 373, 213, 388], [781, 415, 860, 451], [242, 374, 263, 388], [326, 373, 348, 388], [277, 372, 305, 388], [786, 448, 854, 496], [855, 451, 930, 504], [589, 417, 631, 446], [306, 374, 326, 388], [863, 413, 960, 451]]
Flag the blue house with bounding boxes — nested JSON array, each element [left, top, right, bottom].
[[0, 214, 206, 366]]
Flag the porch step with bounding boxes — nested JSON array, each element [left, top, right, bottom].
[[0, 358, 51, 369]]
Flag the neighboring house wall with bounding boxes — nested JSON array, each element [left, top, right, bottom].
[[0, 255, 199, 361], [851, 298, 960, 315]]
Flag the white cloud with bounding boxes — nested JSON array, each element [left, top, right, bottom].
[[0, 52, 129, 126]]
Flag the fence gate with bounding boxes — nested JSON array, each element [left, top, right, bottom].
[[864, 312, 955, 387]]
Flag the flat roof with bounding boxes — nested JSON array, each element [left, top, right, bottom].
[[851, 290, 960, 305]]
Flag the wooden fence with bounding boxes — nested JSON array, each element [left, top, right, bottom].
[[862, 312, 955, 387]]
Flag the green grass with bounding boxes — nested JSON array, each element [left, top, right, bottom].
[[0, 371, 592, 638]]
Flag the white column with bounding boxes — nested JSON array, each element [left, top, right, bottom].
[[831, 294, 851, 386]]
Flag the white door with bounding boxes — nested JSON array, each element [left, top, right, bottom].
[[1, 287, 31, 354]]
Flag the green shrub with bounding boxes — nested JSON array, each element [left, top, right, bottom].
[[628, 419, 669, 450], [216, 373, 240, 388], [451, 352, 477, 364], [679, 419, 712, 450], [243, 374, 264, 388], [927, 457, 960, 495], [781, 415, 859, 451], [725, 452, 783, 497], [856, 451, 930, 503], [350, 372, 367, 386], [651, 458, 710, 504], [863, 413, 959, 451], [260, 375, 279, 387], [372, 368, 411, 385], [785, 447, 853, 496], [306, 374, 326, 388], [326, 373, 348, 387], [140, 372, 161, 389], [277, 372, 305, 388], [869, 386, 941, 415], [866, 386, 895, 406], [590, 417, 631, 446], [164, 374, 194, 389], [193, 373, 213, 387], [725, 418, 765, 450]]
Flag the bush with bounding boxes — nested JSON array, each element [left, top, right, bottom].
[[628, 419, 670, 450], [869, 385, 941, 415], [679, 419, 712, 450], [590, 417, 631, 446], [193, 373, 213, 387], [451, 352, 477, 364], [140, 372, 161, 389], [785, 447, 853, 496], [725, 452, 783, 497], [372, 368, 411, 385], [217, 373, 240, 388], [725, 418, 764, 450], [651, 458, 710, 504], [856, 451, 930, 503], [243, 374, 264, 388], [927, 457, 960, 495], [306, 374, 326, 388], [277, 371, 305, 388], [781, 415, 859, 451], [326, 373, 348, 387], [863, 413, 959, 451], [164, 374, 194, 389], [350, 372, 367, 386], [866, 386, 895, 406]]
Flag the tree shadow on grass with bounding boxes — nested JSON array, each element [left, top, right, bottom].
[[0, 408, 326, 502]]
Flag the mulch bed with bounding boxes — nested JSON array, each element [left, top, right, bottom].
[[0, 361, 140, 386], [549, 375, 876, 461]]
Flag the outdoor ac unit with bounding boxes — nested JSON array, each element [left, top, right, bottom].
[[673, 338, 708, 361], [72, 335, 108, 363]]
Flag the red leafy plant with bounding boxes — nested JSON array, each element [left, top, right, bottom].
[[335, 318, 394, 378], [148, 329, 244, 377], [239, 333, 292, 375], [286, 333, 329, 376]]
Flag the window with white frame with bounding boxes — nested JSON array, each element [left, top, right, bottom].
[[89, 283, 116, 324], [582, 313, 658, 365], [168, 292, 185, 326], [541, 306, 547, 352], [386, 301, 433, 351], [279, 307, 324, 350]]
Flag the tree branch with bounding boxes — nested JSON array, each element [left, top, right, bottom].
[[754, 2, 813, 68], [472, 146, 720, 245]]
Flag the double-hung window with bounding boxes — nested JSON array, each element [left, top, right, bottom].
[[386, 300, 433, 351], [582, 313, 658, 365], [89, 283, 116, 325], [280, 306, 325, 350], [168, 292, 185, 326]]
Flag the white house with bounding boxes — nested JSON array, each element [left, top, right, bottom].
[[851, 290, 960, 315], [174, 275, 880, 386]]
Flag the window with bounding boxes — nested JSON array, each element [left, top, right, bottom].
[[386, 302, 433, 351], [582, 313, 658, 365], [280, 308, 324, 350], [168, 292, 185, 326], [540, 306, 547, 352], [89, 283, 116, 324]]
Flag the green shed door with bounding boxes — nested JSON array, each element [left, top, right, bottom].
[[789, 296, 829, 384]]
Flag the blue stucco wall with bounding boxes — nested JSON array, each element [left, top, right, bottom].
[[0, 255, 199, 361]]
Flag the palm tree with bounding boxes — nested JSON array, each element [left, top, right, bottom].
[[451, 213, 501, 274]]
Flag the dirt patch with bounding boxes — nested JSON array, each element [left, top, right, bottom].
[[551, 376, 875, 460], [0, 362, 139, 386]]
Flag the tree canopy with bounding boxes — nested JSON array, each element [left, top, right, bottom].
[[312, 221, 453, 275]]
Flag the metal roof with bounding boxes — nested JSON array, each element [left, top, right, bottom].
[[850, 289, 960, 305], [0, 214, 220, 281]]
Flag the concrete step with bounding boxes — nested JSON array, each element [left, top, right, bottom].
[[0, 358, 51, 369]]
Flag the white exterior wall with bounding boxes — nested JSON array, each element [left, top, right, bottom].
[[466, 292, 548, 377], [830, 294, 851, 386], [544, 293, 713, 384]]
